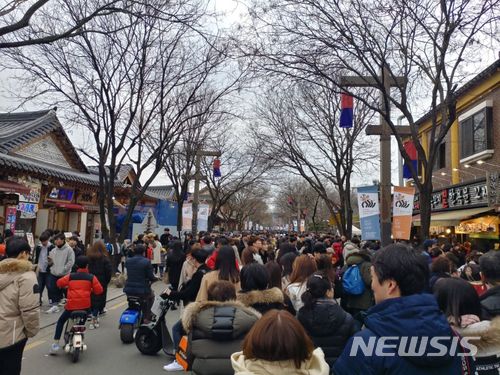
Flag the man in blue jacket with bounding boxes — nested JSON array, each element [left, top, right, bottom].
[[123, 244, 157, 322], [333, 244, 475, 375]]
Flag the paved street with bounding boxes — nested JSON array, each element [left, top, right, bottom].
[[21, 282, 185, 375]]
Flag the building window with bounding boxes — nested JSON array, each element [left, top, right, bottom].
[[433, 142, 446, 171], [460, 106, 493, 159]]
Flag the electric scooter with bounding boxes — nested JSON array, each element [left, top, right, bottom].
[[135, 297, 175, 355], [63, 310, 88, 363], [119, 295, 144, 343]]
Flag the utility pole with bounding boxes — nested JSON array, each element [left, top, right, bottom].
[[340, 65, 409, 246], [192, 150, 221, 236]]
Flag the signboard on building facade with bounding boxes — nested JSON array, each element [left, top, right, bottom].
[[8, 177, 41, 203], [487, 172, 499, 208], [5, 206, 17, 232], [413, 179, 489, 214], [17, 202, 38, 219]]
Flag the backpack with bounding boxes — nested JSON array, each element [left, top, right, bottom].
[[342, 264, 365, 295]]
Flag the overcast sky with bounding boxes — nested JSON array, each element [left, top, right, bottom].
[[0, 1, 498, 191]]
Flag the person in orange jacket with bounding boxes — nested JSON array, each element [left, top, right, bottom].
[[50, 256, 103, 354]]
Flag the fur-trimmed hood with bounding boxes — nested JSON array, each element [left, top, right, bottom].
[[457, 317, 500, 354], [181, 299, 261, 334], [0, 259, 33, 291], [237, 287, 284, 307]]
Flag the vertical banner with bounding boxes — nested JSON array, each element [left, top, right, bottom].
[[357, 186, 381, 240], [300, 219, 305, 232], [293, 220, 298, 232], [182, 204, 193, 231], [392, 186, 415, 240], [340, 93, 354, 128], [6, 206, 17, 232], [198, 204, 209, 232], [402, 141, 418, 179]]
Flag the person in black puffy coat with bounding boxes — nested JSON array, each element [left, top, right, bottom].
[[87, 241, 112, 327], [298, 272, 358, 367]]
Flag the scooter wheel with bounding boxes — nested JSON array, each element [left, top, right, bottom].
[[135, 326, 162, 355], [72, 348, 80, 363], [120, 324, 135, 344]]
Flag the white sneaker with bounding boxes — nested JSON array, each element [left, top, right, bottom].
[[50, 343, 60, 355], [163, 360, 183, 371], [89, 323, 95, 330], [45, 306, 60, 314], [58, 299, 66, 306]]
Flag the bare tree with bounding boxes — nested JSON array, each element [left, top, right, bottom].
[[200, 127, 272, 231], [221, 185, 271, 231], [254, 80, 377, 237], [0, 0, 131, 48], [244, 0, 499, 238], [6, 1, 240, 241]]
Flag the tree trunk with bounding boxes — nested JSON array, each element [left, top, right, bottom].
[[176, 198, 183, 234], [418, 183, 433, 240]]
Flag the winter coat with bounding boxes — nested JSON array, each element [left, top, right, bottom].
[[231, 347, 330, 375], [33, 243, 54, 271], [49, 243, 75, 277], [196, 270, 241, 302], [57, 268, 103, 311], [181, 299, 261, 375], [167, 264, 210, 306], [480, 285, 500, 320], [166, 250, 186, 289], [124, 255, 156, 295], [237, 287, 287, 315], [333, 293, 475, 375], [455, 316, 500, 375], [342, 252, 374, 311], [298, 298, 358, 366], [152, 241, 162, 265], [0, 258, 40, 349], [342, 241, 359, 261], [286, 281, 308, 312], [88, 256, 112, 311]]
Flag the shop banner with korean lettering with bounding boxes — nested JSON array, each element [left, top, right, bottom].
[[392, 186, 415, 240], [357, 186, 381, 240]]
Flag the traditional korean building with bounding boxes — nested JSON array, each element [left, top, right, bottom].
[[0, 109, 104, 245]]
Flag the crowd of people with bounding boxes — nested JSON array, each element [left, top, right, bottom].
[[0, 227, 499, 375]]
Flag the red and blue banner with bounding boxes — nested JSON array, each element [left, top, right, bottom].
[[340, 93, 353, 128], [213, 158, 221, 178], [402, 141, 418, 179]]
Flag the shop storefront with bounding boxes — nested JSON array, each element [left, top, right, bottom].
[[412, 178, 499, 245]]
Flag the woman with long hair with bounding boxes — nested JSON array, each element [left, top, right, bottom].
[[279, 252, 298, 290], [196, 246, 240, 301], [87, 241, 112, 328], [166, 240, 186, 291], [434, 277, 500, 374], [286, 255, 317, 312], [298, 273, 357, 367]]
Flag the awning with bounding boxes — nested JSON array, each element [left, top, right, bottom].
[[55, 203, 86, 211], [0, 180, 31, 195], [412, 207, 494, 226]]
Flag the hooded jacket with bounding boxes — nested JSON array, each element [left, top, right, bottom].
[[298, 298, 358, 366], [455, 316, 500, 375], [48, 243, 75, 277], [342, 251, 374, 311], [181, 299, 261, 375], [231, 347, 330, 375], [480, 285, 500, 320], [333, 293, 474, 375], [0, 258, 40, 349], [237, 287, 287, 315], [57, 268, 103, 311], [342, 241, 359, 261]]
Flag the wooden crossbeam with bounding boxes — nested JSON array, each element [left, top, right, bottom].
[[339, 76, 407, 87], [365, 125, 412, 136]]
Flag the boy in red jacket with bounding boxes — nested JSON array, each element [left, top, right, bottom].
[[50, 256, 103, 354]]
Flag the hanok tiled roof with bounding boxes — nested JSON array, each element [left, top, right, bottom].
[[0, 152, 101, 186], [146, 185, 175, 200], [88, 164, 137, 185], [0, 109, 88, 172]]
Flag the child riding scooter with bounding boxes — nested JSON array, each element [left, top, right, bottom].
[[50, 256, 103, 355]]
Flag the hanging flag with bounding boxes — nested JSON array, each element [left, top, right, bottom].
[[357, 185, 381, 240], [213, 158, 221, 178], [340, 93, 354, 128], [392, 186, 415, 240], [402, 141, 418, 179]]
